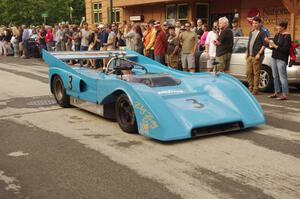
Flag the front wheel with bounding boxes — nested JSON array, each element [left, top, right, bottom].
[[52, 76, 70, 108], [259, 65, 274, 92], [115, 94, 138, 133]]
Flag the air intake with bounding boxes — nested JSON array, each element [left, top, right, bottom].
[[191, 122, 243, 137]]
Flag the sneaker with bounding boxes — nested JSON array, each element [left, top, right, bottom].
[[268, 93, 279, 98]]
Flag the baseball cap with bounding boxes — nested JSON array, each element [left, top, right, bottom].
[[154, 21, 161, 28]]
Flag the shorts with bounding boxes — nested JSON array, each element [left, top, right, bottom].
[[216, 53, 232, 72], [181, 53, 195, 69]]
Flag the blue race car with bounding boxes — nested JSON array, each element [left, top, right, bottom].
[[43, 50, 265, 141]]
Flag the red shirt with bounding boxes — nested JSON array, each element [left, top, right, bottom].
[[154, 30, 167, 56], [45, 30, 53, 43]]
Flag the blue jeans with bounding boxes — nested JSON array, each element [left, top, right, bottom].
[[271, 57, 289, 94], [80, 45, 88, 51], [46, 42, 54, 52], [146, 50, 154, 60], [155, 55, 165, 65], [39, 43, 47, 56]]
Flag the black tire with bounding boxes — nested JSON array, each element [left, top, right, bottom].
[[115, 94, 138, 133], [259, 65, 274, 92], [52, 76, 70, 108]]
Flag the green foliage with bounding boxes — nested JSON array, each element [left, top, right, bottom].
[[0, 0, 85, 26]]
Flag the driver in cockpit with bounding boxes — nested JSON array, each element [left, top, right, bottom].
[[105, 58, 133, 75]]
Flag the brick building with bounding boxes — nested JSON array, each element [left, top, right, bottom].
[[85, 0, 300, 39]]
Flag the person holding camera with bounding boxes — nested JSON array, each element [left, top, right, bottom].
[[266, 21, 291, 100]]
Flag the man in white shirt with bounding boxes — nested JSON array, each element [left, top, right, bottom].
[[204, 21, 218, 72]]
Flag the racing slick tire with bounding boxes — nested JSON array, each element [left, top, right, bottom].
[[259, 65, 274, 92], [52, 75, 70, 108], [115, 94, 138, 134]]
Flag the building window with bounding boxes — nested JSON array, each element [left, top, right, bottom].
[[196, 3, 209, 24], [166, 4, 177, 20], [93, 3, 102, 23], [177, 4, 188, 20], [166, 4, 189, 22], [112, 9, 121, 23]]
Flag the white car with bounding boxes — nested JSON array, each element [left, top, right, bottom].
[[200, 37, 300, 91]]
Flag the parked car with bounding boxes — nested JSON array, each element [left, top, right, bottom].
[[200, 37, 300, 91]]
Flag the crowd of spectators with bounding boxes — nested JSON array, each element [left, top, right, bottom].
[[0, 16, 296, 100], [0, 17, 244, 71]]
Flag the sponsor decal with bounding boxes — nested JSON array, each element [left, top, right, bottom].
[[134, 102, 158, 135], [157, 90, 184, 95]]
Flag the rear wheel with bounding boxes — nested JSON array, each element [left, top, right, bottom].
[[52, 76, 70, 107], [259, 65, 274, 92], [115, 94, 138, 133]]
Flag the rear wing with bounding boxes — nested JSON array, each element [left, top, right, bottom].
[[44, 50, 138, 61]]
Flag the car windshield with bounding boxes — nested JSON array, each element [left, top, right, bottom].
[[122, 74, 181, 87]]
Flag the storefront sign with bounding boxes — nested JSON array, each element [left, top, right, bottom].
[[261, 7, 289, 26], [129, 15, 144, 21], [246, 7, 293, 36]]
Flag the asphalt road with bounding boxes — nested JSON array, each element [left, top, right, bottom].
[[0, 56, 299, 199]]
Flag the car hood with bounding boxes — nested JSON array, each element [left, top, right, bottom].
[[162, 92, 242, 128]]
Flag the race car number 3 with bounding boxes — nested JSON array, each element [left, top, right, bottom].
[[68, 75, 73, 90]]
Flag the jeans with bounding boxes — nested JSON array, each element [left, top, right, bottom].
[[80, 46, 88, 51], [75, 43, 81, 52], [13, 41, 19, 57], [0, 41, 3, 55], [155, 55, 165, 65], [39, 43, 47, 57], [46, 42, 54, 52], [145, 50, 154, 60], [271, 57, 289, 94], [23, 39, 29, 57]]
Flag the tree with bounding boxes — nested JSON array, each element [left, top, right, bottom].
[[0, 0, 85, 26], [70, 0, 86, 24]]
